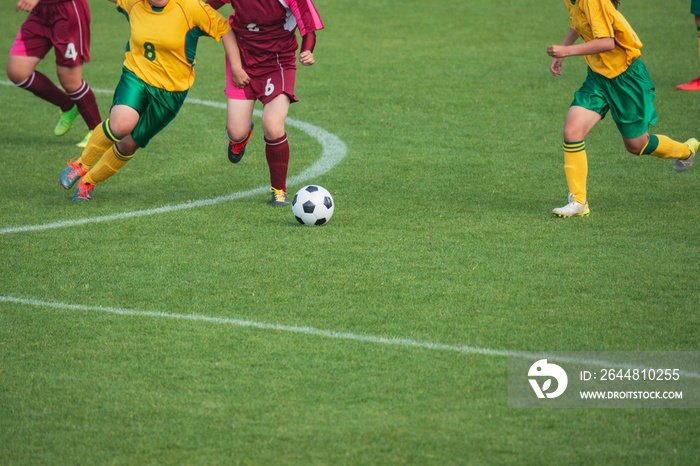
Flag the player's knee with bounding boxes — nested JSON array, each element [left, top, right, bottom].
[[6, 61, 30, 84], [58, 78, 82, 94], [624, 140, 644, 155], [261, 119, 286, 141], [226, 124, 250, 143], [108, 106, 140, 138], [116, 138, 139, 155], [562, 128, 581, 143], [56, 68, 83, 93], [263, 128, 285, 141]]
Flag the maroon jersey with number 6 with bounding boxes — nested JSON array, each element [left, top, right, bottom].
[[220, 0, 323, 103], [222, 0, 323, 55]]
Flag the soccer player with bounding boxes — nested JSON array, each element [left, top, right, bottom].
[[677, 1, 700, 91], [7, 0, 102, 147], [547, 0, 698, 218], [58, 0, 249, 201], [206, 0, 324, 206]]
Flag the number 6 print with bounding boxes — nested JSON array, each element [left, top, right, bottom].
[[265, 78, 275, 96]]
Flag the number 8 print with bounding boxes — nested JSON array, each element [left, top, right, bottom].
[[144, 42, 156, 61]]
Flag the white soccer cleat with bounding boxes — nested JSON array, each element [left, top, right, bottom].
[[673, 152, 694, 172], [553, 200, 589, 218], [673, 139, 697, 172]]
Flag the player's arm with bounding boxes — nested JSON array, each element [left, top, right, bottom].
[[222, 30, 250, 88], [106, 0, 117, 3], [289, 0, 323, 66], [299, 32, 316, 66], [16, 0, 40, 12], [546, 27, 614, 76], [547, 28, 578, 76], [547, 36, 615, 58]]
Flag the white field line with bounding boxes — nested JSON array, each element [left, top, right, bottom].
[[0, 83, 347, 235], [2, 295, 698, 380]]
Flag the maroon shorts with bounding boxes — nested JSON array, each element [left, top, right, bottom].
[[225, 47, 298, 105], [10, 0, 91, 67]]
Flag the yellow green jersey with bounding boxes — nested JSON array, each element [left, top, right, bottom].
[[565, 0, 642, 79], [116, 0, 231, 92]]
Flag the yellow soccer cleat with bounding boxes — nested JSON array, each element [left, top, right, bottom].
[[76, 129, 93, 148]]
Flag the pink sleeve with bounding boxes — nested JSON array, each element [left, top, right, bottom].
[[287, 0, 323, 36]]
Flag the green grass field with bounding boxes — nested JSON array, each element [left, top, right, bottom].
[[1, 0, 698, 463]]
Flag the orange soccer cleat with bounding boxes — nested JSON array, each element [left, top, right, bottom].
[[72, 179, 94, 201]]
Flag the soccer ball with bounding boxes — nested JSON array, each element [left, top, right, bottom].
[[292, 185, 334, 226]]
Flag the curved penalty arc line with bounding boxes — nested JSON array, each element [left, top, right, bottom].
[[0, 86, 347, 235]]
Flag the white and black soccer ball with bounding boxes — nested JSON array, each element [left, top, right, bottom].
[[292, 185, 334, 226]]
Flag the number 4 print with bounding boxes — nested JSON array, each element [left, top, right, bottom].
[[64, 43, 78, 61]]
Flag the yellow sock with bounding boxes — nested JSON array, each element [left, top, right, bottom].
[[83, 144, 134, 186], [76, 119, 121, 170], [644, 134, 691, 159], [563, 141, 587, 205]]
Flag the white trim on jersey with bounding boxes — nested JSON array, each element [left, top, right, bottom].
[[69, 0, 84, 57], [284, 8, 297, 32]]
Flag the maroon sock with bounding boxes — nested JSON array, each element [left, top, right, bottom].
[[68, 80, 101, 130], [18, 71, 73, 112], [265, 134, 290, 191]]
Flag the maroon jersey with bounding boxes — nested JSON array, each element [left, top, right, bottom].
[[222, 0, 323, 54]]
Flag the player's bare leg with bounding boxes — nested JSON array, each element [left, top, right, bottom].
[[225, 98, 255, 163]]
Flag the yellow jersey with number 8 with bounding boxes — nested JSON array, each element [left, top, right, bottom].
[[116, 0, 231, 91], [565, 0, 642, 79]]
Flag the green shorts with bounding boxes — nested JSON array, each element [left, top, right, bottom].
[[571, 59, 657, 139], [692, 0, 700, 15], [111, 67, 188, 148]]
